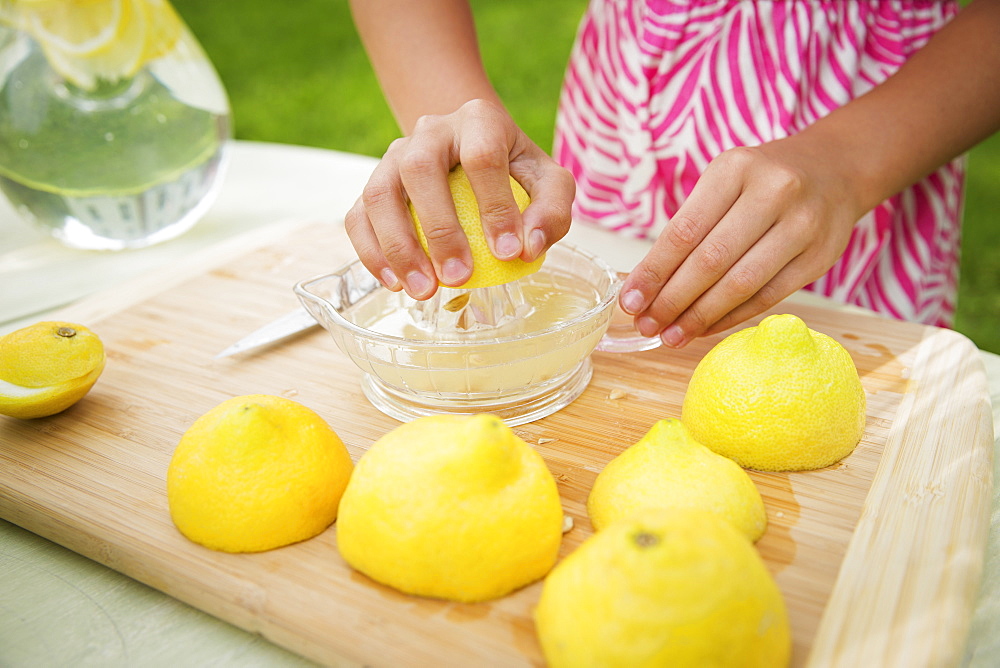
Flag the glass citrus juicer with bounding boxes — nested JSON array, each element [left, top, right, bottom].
[[0, 0, 231, 250], [294, 243, 660, 426]]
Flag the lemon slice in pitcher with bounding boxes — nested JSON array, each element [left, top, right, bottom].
[[2, 0, 184, 90]]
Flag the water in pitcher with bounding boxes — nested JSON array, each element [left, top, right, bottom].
[[0, 3, 231, 250]]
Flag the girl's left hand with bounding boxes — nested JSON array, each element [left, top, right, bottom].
[[618, 136, 864, 348]]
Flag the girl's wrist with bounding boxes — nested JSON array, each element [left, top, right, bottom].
[[776, 123, 876, 228]]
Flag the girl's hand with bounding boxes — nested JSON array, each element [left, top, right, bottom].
[[619, 136, 864, 348], [618, 0, 1000, 348], [345, 99, 575, 300]]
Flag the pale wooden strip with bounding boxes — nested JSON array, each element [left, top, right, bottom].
[[809, 328, 994, 666]]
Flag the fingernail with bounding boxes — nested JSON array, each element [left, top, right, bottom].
[[621, 289, 644, 315], [380, 268, 400, 289], [405, 271, 434, 298], [637, 316, 660, 337], [441, 258, 470, 285], [528, 229, 546, 259], [495, 233, 521, 260], [660, 324, 685, 348]]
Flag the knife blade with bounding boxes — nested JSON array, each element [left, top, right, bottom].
[[215, 307, 319, 358]]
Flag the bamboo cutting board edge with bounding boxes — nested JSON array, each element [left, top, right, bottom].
[[808, 325, 993, 667], [1, 219, 993, 666]]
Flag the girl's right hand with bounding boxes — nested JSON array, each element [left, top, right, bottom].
[[345, 99, 576, 300]]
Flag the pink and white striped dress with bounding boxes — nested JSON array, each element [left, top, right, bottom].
[[554, 0, 964, 327]]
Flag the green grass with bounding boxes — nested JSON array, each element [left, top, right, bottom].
[[171, 0, 999, 354], [956, 133, 1000, 354]]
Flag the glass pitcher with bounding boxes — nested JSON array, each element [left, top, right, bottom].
[[0, 0, 231, 250]]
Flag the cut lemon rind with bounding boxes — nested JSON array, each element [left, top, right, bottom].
[[0, 363, 104, 419], [0, 322, 105, 388]]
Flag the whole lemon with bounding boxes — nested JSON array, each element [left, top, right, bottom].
[[408, 164, 543, 288], [336, 413, 563, 602], [167, 395, 354, 553], [0, 321, 105, 419], [588, 419, 767, 541], [535, 508, 790, 668], [681, 314, 866, 471]]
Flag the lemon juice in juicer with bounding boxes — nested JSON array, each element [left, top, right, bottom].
[[295, 168, 651, 425], [296, 245, 622, 426], [0, 0, 230, 250]]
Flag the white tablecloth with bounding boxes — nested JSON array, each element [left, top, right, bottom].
[[1, 140, 998, 666]]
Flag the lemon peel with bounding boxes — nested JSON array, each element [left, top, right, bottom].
[[587, 419, 767, 541], [336, 413, 563, 602], [535, 508, 790, 668], [166, 394, 354, 553], [408, 165, 543, 289], [0, 321, 105, 419], [681, 313, 866, 471]]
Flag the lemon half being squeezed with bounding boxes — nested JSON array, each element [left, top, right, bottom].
[[408, 165, 543, 289]]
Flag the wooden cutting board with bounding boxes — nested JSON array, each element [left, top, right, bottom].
[[0, 220, 993, 667]]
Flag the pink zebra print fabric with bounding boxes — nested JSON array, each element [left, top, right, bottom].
[[554, 0, 964, 327]]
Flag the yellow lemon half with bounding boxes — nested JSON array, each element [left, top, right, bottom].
[[336, 413, 563, 602], [167, 395, 354, 553], [0, 321, 105, 419], [681, 313, 866, 471], [535, 508, 790, 668], [408, 164, 543, 289], [588, 419, 767, 541], [2, 0, 184, 91]]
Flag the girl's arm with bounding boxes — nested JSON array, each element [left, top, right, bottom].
[[350, 0, 499, 132], [345, 0, 574, 299]]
